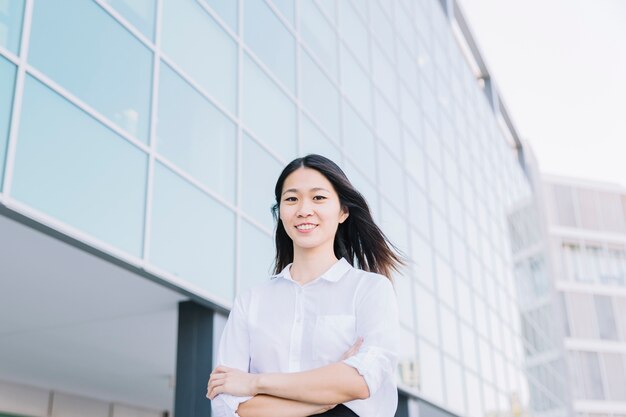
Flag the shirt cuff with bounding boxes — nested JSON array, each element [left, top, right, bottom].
[[342, 347, 393, 397], [212, 393, 253, 417]]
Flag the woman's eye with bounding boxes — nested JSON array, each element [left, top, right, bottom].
[[313, 195, 326, 201], [284, 197, 297, 202]]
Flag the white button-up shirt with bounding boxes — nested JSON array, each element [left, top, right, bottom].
[[211, 257, 400, 417]]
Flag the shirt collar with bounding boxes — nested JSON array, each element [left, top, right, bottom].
[[272, 257, 352, 283]]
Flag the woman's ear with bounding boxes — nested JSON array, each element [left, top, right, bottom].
[[339, 207, 349, 224]]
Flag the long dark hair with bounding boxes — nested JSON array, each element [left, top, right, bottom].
[[270, 154, 406, 281]]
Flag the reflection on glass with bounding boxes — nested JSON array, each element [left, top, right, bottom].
[[299, 0, 337, 78], [244, 0, 295, 92], [269, 0, 294, 24], [29, 0, 152, 143], [157, 62, 236, 202], [239, 219, 274, 295], [241, 134, 283, 230], [13, 76, 147, 256], [162, 0, 237, 113], [300, 115, 340, 163], [0, 0, 24, 54], [243, 54, 296, 160], [102, 0, 156, 39], [0, 55, 16, 190], [199, 0, 237, 32], [150, 162, 235, 301], [300, 51, 339, 140]]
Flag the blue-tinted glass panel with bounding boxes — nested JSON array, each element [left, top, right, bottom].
[[300, 115, 340, 163], [300, 51, 339, 140], [28, 0, 152, 143], [378, 145, 406, 209], [150, 162, 235, 301], [241, 134, 282, 230], [157, 63, 236, 202], [13, 76, 147, 256], [342, 102, 374, 181], [162, 0, 237, 114], [243, 54, 296, 160], [268, 0, 294, 24], [338, 1, 368, 68], [0, 0, 24, 54], [0, 55, 16, 190], [299, 0, 337, 78], [103, 0, 156, 39], [380, 199, 408, 254], [374, 90, 401, 152], [199, 0, 237, 32], [239, 219, 274, 294], [244, 0, 295, 92], [340, 45, 371, 120]]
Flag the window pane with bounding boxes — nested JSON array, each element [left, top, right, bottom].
[[0, 55, 16, 190], [377, 145, 405, 208], [380, 199, 408, 255], [341, 102, 374, 180], [243, 54, 296, 160], [268, 0, 294, 24], [102, 0, 156, 39], [418, 339, 443, 403], [551, 184, 577, 227], [29, 0, 152, 143], [397, 327, 418, 387], [149, 162, 235, 301], [157, 62, 236, 202], [299, 0, 337, 78], [416, 286, 439, 344], [300, 115, 340, 163], [0, 0, 24, 54], [239, 219, 274, 295], [340, 45, 371, 120], [338, 1, 368, 68], [602, 353, 626, 401], [13, 76, 147, 256], [162, 0, 237, 113], [241, 134, 283, 229], [199, 0, 237, 32], [300, 50, 339, 140], [594, 294, 618, 340], [244, 0, 295, 92]]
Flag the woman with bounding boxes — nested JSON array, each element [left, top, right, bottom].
[[207, 154, 404, 417]]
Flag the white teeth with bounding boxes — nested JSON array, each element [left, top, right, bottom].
[[296, 224, 316, 230]]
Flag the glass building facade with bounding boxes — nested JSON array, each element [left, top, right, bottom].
[[0, 1, 536, 416]]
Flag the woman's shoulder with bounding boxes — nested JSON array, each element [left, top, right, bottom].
[[348, 268, 394, 291]]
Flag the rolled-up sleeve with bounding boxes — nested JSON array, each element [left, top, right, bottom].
[[342, 277, 399, 397], [211, 291, 254, 417]]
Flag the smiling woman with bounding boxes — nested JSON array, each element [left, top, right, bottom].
[[207, 154, 406, 417]]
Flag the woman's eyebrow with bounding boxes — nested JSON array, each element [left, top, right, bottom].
[[282, 187, 331, 195]]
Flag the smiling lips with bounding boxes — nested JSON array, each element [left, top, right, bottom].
[[295, 223, 318, 232]]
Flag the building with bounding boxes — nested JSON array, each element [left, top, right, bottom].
[[0, 0, 535, 416], [510, 171, 626, 417]]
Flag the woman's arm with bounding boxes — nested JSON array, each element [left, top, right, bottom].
[[208, 362, 368, 405], [236, 394, 334, 417]]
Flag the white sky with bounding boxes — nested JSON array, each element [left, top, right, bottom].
[[456, 0, 626, 187]]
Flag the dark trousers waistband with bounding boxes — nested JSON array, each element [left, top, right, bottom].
[[309, 404, 358, 417]]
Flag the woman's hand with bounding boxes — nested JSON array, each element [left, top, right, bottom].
[[206, 366, 259, 400], [339, 336, 363, 361]]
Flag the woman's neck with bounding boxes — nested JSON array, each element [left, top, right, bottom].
[[290, 246, 339, 285]]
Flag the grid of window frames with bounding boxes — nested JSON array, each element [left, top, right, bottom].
[[0, 1, 535, 416]]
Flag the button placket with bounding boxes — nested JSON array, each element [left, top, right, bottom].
[[288, 285, 305, 371]]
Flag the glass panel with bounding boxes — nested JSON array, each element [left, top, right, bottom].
[[415, 286, 438, 344], [580, 352, 605, 400], [374, 90, 401, 153], [443, 357, 465, 415], [244, 0, 295, 92], [380, 199, 408, 255], [0, 0, 24, 54], [268, 0, 294, 24], [577, 188, 600, 230], [338, 0, 368, 68], [299, 115, 340, 163], [299, 0, 337, 78], [405, 138, 426, 190], [300, 50, 339, 140], [340, 45, 371, 120], [13, 76, 147, 256], [239, 219, 274, 295], [371, 43, 397, 107], [377, 145, 405, 208], [566, 292, 597, 338], [29, 0, 152, 143], [397, 327, 418, 387], [243, 54, 297, 160], [199, 0, 237, 32], [0, 55, 16, 190], [162, 0, 237, 113], [241, 134, 283, 230], [602, 353, 626, 401], [418, 339, 443, 403], [149, 162, 235, 301], [594, 294, 618, 340], [411, 231, 434, 290], [440, 305, 459, 360], [157, 62, 236, 202], [551, 184, 577, 227], [102, 0, 156, 39], [341, 102, 374, 180]]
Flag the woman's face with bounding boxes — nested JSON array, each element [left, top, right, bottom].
[[279, 167, 349, 252]]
